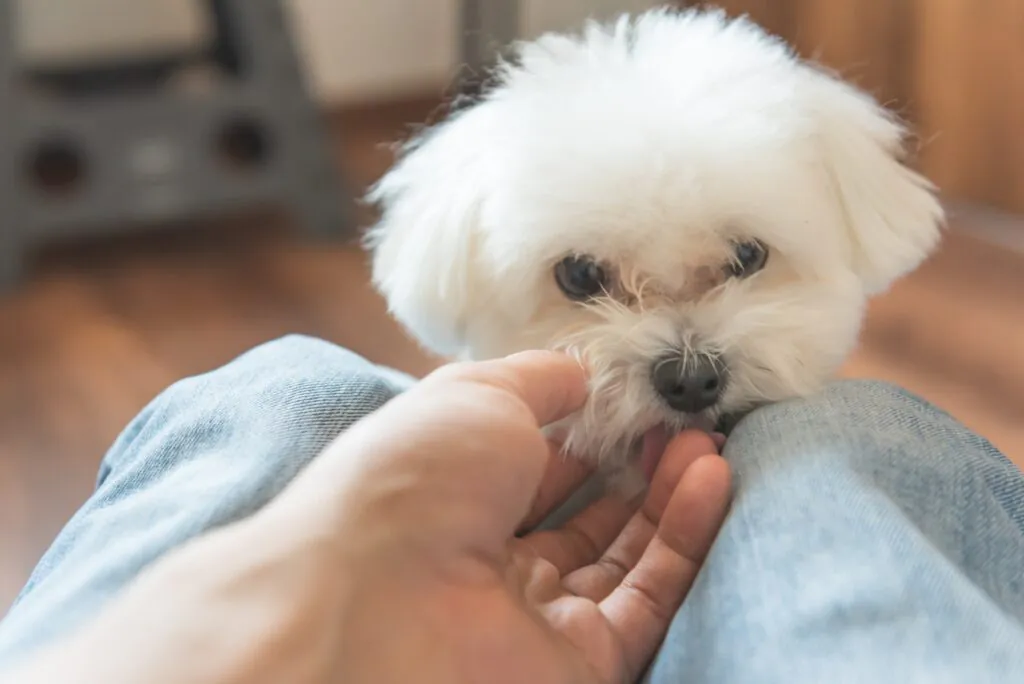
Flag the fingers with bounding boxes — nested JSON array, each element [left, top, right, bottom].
[[524, 431, 717, 576], [600, 454, 731, 681], [561, 431, 718, 600], [519, 494, 634, 576], [428, 351, 588, 542], [350, 350, 589, 547], [518, 443, 594, 533], [641, 432, 719, 529]]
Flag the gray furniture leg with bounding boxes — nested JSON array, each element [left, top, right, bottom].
[[460, 0, 521, 87], [290, 173, 355, 242], [0, 0, 355, 292], [0, 0, 25, 289], [208, 0, 357, 242], [0, 242, 23, 290]]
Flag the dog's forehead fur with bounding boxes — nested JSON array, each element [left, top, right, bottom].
[[467, 13, 857, 288]]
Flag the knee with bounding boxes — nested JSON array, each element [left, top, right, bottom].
[[723, 379, 1006, 484], [733, 379, 944, 441], [99, 336, 408, 481], [171, 335, 403, 426]]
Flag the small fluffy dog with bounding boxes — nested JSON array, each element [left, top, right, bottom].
[[366, 8, 943, 484]]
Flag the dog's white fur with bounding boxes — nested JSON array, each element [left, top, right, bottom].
[[366, 8, 944, 474]]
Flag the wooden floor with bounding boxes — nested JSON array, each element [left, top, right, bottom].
[[1, 97, 1023, 613]]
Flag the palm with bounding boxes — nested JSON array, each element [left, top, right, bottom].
[[441, 433, 730, 684]]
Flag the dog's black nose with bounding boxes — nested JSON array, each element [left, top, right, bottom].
[[651, 354, 725, 413]]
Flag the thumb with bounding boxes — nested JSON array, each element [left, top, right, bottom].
[[450, 350, 590, 428]]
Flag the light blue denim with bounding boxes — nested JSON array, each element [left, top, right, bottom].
[[1, 335, 1023, 682]]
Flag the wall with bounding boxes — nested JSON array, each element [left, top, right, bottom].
[[289, 0, 460, 103], [18, 0, 662, 102], [291, 0, 663, 103], [22, 1, 1023, 213], [18, 0, 211, 67], [682, 0, 1024, 214]]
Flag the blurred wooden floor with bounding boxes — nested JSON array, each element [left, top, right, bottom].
[[1, 97, 1023, 613]]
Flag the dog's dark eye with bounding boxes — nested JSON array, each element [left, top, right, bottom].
[[728, 240, 769, 278], [555, 255, 607, 300]]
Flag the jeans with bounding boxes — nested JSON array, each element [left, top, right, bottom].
[[1, 335, 1023, 682]]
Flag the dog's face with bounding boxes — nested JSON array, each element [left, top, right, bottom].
[[367, 9, 943, 467]]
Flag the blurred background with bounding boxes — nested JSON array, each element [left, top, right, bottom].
[[1, 0, 1022, 612]]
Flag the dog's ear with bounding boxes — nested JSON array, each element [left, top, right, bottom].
[[810, 71, 945, 294], [365, 116, 488, 357]]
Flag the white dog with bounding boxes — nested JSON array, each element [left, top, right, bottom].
[[366, 8, 943, 485]]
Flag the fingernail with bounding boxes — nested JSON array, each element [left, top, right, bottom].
[[711, 432, 727, 450]]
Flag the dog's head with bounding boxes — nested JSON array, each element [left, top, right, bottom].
[[366, 9, 943, 466]]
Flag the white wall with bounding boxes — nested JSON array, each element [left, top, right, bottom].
[[289, 0, 461, 104], [293, 0, 663, 103], [19, 0, 663, 104], [18, 0, 211, 67]]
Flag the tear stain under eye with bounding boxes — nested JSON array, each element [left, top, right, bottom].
[[691, 264, 727, 296], [625, 265, 727, 309], [603, 251, 738, 309]]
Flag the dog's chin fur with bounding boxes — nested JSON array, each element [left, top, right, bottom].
[[365, 8, 944, 474]]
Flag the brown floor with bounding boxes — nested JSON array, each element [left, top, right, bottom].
[[1, 97, 1023, 613]]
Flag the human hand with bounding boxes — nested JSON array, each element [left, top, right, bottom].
[[303, 352, 732, 683], [9, 352, 730, 684]]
